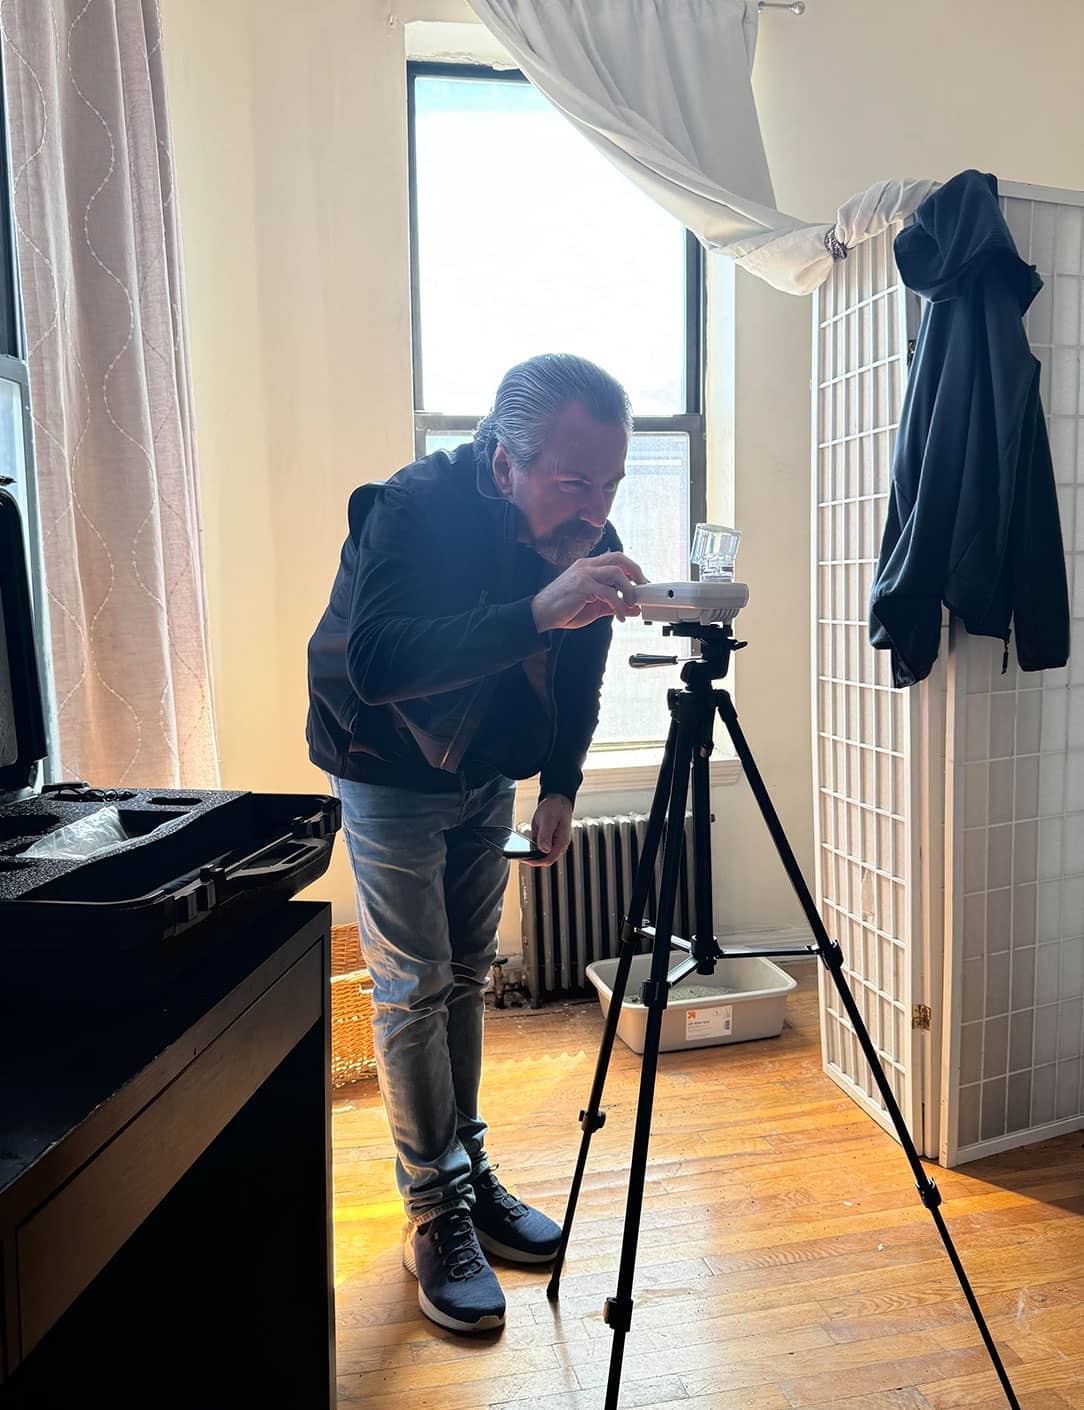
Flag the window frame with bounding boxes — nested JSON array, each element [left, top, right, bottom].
[[406, 59, 708, 755], [407, 60, 706, 518]]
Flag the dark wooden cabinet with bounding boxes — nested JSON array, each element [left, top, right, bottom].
[[0, 901, 335, 1407]]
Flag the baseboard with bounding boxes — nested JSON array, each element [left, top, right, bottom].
[[950, 1114, 1084, 1167]]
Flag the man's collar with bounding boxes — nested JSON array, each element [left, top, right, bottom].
[[474, 445, 503, 503]]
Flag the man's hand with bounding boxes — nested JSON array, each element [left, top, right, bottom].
[[531, 552, 647, 633], [527, 794, 574, 867]]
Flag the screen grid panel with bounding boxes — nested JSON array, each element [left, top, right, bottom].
[[951, 196, 1084, 1153], [814, 231, 913, 1115]]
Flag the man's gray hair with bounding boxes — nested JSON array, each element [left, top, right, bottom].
[[475, 354, 632, 470]]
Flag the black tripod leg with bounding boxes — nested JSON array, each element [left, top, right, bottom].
[[690, 723, 717, 972], [715, 693, 1022, 1410], [603, 730, 693, 1410], [546, 718, 679, 1300]]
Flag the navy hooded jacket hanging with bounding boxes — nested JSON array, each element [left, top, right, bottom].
[[869, 170, 1070, 687]]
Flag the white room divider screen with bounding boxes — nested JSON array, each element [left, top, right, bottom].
[[811, 226, 941, 1157], [943, 188, 1084, 1165], [811, 182, 1084, 1167]]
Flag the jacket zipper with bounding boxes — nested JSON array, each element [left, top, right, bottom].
[[439, 588, 489, 770], [538, 534, 608, 785], [541, 630, 564, 776]]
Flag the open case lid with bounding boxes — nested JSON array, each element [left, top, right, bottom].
[[0, 485, 46, 793]]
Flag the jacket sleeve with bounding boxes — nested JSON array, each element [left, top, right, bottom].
[[347, 486, 547, 706], [867, 322, 959, 689], [1011, 382, 1071, 673], [538, 523, 622, 803], [539, 614, 613, 805]]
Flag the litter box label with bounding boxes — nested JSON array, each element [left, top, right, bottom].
[[685, 1005, 733, 1040]]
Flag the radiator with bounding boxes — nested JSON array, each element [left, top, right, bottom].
[[519, 813, 697, 1005]]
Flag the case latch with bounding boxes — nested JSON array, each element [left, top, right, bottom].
[[292, 799, 341, 840], [170, 871, 220, 930]]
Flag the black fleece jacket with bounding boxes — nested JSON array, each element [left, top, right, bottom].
[[870, 169, 1070, 686], [306, 443, 617, 801]]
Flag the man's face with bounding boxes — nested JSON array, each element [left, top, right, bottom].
[[491, 401, 628, 568]]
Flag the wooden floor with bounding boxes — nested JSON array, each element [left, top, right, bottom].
[[331, 967, 1084, 1410]]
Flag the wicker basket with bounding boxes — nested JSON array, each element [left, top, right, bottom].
[[330, 924, 378, 1087]]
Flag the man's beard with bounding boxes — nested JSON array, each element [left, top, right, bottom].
[[532, 523, 604, 568]]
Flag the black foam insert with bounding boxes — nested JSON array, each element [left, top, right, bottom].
[[0, 789, 247, 901]]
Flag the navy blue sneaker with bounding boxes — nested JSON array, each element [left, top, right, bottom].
[[403, 1210, 506, 1333], [469, 1167, 561, 1264]]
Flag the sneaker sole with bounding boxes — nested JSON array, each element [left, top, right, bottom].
[[403, 1242, 505, 1334], [476, 1230, 558, 1265]]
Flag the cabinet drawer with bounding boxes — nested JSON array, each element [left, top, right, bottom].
[[16, 945, 322, 1359]]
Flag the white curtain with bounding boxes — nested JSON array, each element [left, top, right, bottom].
[[466, 0, 935, 295], [1, 0, 219, 787]]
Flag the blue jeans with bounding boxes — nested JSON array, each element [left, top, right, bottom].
[[329, 774, 515, 1224]]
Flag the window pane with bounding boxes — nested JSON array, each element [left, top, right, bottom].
[[413, 75, 687, 415], [597, 433, 691, 747], [423, 432, 468, 456]]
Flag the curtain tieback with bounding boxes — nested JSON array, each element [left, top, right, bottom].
[[824, 227, 849, 261]]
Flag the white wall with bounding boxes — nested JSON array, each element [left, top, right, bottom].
[[160, 0, 1084, 939], [161, 0, 416, 920]]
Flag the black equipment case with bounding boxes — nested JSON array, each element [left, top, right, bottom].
[[0, 484, 340, 1006]]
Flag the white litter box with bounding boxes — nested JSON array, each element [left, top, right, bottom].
[[586, 951, 796, 1055]]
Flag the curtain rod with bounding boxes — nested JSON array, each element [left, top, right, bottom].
[[759, 2, 806, 13]]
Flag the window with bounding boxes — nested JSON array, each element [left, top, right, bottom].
[[408, 63, 705, 749]]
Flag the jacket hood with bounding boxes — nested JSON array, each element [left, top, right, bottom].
[[894, 169, 1041, 311]]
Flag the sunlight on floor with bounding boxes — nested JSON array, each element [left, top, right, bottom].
[[330, 984, 1084, 1410]]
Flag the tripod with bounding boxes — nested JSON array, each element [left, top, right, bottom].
[[546, 622, 1021, 1410]]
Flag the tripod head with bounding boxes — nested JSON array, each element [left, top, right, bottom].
[[630, 622, 746, 688]]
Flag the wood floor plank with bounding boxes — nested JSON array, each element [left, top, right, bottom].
[[793, 1391, 937, 1410], [554, 1300, 828, 1359], [333, 969, 1084, 1410], [917, 1354, 1084, 1408], [567, 1322, 834, 1387], [488, 1375, 708, 1410], [823, 1270, 1084, 1325], [335, 1366, 587, 1410], [514, 1388, 792, 1410], [932, 1300, 1084, 1355], [778, 1345, 1003, 1407]]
